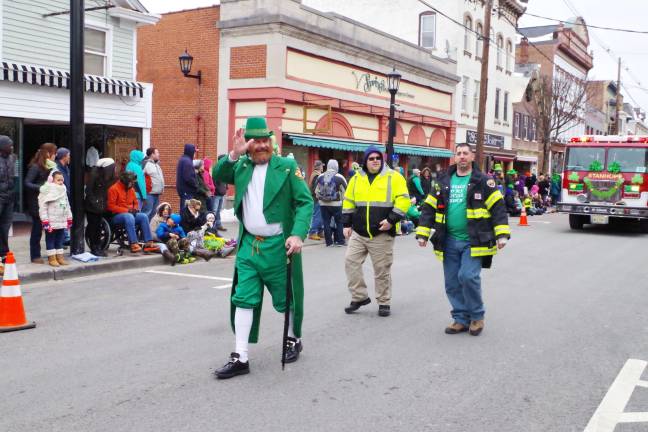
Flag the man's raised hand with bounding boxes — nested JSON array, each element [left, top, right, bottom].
[[230, 128, 253, 159]]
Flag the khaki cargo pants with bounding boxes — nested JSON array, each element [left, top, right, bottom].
[[344, 232, 395, 306]]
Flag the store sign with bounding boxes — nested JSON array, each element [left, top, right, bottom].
[[286, 49, 452, 112], [466, 130, 504, 149]]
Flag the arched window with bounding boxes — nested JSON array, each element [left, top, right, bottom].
[[475, 22, 483, 57], [506, 40, 513, 72], [496, 34, 504, 69], [419, 12, 436, 49], [464, 15, 473, 53]]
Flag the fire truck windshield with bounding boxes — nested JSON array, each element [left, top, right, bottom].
[[607, 148, 648, 173], [566, 147, 605, 171]]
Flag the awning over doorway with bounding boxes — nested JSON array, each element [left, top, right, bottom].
[[286, 134, 453, 158], [1, 61, 145, 97], [516, 155, 538, 163]]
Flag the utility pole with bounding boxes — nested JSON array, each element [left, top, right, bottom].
[[70, 0, 86, 255], [476, 0, 494, 171], [615, 57, 622, 135]]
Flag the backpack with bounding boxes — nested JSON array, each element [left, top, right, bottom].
[[316, 174, 340, 202]]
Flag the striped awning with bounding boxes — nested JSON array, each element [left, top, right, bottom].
[[0, 61, 145, 97]]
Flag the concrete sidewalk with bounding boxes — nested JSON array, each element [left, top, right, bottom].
[[8, 220, 241, 284]]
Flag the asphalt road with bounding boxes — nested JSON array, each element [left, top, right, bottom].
[[2, 213, 648, 432]]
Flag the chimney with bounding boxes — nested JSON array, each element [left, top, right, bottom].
[[519, 37, 529, 64]]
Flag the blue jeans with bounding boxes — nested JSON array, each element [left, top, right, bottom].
[[141, 194, 160, 221], [212, 195, 224, 227], [112, 212, 152, 244], [45, 229, 65, 251], [30, 214, 43, 260], [442, 236, 484, 326], [308, 202, 323, 234], [320, 205, 344, 246]]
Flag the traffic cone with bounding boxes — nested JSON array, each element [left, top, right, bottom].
[[518, 207, 530, 227], [0, 252, 36, 332]]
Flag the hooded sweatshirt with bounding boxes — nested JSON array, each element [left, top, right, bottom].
[[176, 144, 197, 197], [315, 159, 347, 207], [149, 201, 171, 240], [125, 150, 147, 201], [156, 213, 186, 242], [362, 145, 384, 184], [202, 158, 216, 196]]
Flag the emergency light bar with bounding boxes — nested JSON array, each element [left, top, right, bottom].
[[570, 135, 648, 143]]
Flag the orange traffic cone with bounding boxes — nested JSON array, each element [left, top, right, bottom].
[[518, 207, 530, 227], [0, 252, 36, 332]]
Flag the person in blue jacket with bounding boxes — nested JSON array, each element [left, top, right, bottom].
[[176, 144, 198, 210], [125, 150, 146, 209]]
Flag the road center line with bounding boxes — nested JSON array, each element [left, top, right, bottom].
[[584, 358, 648, 431], [145, 270, 233, 282]]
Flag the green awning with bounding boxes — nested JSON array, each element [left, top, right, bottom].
[[286, 134, 453, 158]]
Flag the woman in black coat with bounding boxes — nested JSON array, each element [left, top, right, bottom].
[[84, 158, 116, 256], [24, 142, 57, 263], [180, 198, 206, 234]]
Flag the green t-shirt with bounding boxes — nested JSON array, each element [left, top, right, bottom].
[[446, 173, 471, 241]]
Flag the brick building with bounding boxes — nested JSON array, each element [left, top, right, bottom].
[[137, 6, 220, 208]]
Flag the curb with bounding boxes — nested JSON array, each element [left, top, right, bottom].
[[21, 254, 163, 284]]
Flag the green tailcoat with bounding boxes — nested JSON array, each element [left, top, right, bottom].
[[213, 155, 313, 343]]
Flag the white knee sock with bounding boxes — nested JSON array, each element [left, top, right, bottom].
[[234, 307, 253, 362], [287, 311, 299, 341]]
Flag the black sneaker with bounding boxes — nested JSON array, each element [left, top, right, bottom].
[[378, 305, 391, 317], [344, 297, 371, 314], [284, 337, 303, 363], [214, 353, 250, 379]]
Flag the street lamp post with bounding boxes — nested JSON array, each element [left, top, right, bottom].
[[179, 50, 202, 84], [386, 67, 401, 169]]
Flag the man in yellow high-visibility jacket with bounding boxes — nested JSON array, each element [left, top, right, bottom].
[[341, 146, 410, 317]]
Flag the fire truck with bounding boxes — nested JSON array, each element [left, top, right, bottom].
[[556, 135, 648, 231]]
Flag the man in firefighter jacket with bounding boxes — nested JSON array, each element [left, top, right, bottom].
[[416, 143, 510, 336], [342, 146, 411, 317]]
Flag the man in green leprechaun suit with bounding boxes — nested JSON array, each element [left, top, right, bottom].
[[212, 117, 313, 379]]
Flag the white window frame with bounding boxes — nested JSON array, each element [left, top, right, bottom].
[[494, 88, 501, 120], [522, 115, 529, 140], [461, 76, 470, 112], [419, 13, 436, 49], [475, 23, 483, 58], [503, 91, 509, 122], [473, 80, 480, 115], [464, 16, 472, 53], [496, 35, 503, 69], [84, 19, 113, 77], [506, 40, 513, 72], [514, 112, 521, 138]]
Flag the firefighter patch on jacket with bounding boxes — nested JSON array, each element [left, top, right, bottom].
[[486, 179, 496, 188], [474, 193, 482, 200]]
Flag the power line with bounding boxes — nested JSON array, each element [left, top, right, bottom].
[[522, 12, 648, 35]]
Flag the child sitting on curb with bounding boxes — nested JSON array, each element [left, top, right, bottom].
[[38, 171, 72, 267]]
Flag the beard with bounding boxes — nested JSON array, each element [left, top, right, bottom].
[[250, 149, 272, 164]]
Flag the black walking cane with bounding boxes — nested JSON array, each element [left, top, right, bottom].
[[281, 256, 293, 370]]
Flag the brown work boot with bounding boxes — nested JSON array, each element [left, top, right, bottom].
[[130, 243, 142, 253], [308, 234, 321, 241], [445, 322, 468, 334], [55, 254, 69, 266], [47, 255, 60, 267], [469, 320, 485, 336], [31, 257, 45, 264]]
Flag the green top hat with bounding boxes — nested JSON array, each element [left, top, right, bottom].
[[507, 169, 517, 175], [244, 117, 274, 140], [493, 164, 503, 171]]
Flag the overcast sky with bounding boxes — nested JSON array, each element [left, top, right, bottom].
[[139, 0, 648, 114]]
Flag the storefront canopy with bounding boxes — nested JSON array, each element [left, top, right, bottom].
[[286, 134, 453, 158]]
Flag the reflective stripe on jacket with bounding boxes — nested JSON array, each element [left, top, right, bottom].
[[341, 166, 410, 238], [415, 163, 510, 264]]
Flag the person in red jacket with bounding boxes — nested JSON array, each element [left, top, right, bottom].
[[107, 171, 159, 253]]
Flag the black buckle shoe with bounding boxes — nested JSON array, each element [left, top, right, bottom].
[[284, 337, 303, 363], [344, 297, 371, 314], [214, 353, 249, 379], [378, 305, 391, 317]]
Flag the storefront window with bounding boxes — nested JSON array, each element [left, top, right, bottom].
[[105, 126, 142, 173]]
